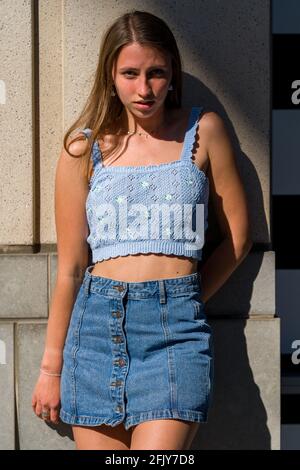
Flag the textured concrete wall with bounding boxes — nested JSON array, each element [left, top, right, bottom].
[[0, 0, 277, 449], [0, 0, 34, 246]]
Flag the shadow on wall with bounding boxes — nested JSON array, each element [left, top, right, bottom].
[[184, 70, 269, 250], [192, 319, 271, 450], [192, 70, 270, 448], [45, 420, 75, 442]]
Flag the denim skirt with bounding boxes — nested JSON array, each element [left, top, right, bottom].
[[59, 265, 214, 430]]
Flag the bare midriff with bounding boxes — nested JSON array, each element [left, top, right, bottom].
[[90, 254, 198, 282]]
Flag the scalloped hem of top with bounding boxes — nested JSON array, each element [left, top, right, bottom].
[[59, 408, 208, 430], [89, 241, 204, 263]]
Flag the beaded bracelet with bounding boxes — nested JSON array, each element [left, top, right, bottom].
[[40, 368, 61, 377]]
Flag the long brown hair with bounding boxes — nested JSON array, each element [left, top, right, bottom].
[[63, 9, 183, 184]]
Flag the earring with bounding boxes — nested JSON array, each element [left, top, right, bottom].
[[111, 83, 116, 96], [168, 84, 173, 91]]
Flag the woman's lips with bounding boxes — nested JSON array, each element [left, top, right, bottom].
[[134, 101, 155, 109]]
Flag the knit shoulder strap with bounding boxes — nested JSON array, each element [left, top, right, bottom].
[[181, 106, 205, 162], [81, 128, 102, 169]]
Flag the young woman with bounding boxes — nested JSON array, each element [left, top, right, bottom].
[[31, 10, 252, 450]]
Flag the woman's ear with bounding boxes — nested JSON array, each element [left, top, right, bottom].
[[111, 63, 116, 81]]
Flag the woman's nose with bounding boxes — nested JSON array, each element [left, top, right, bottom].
[[136, 78, 152, 95]]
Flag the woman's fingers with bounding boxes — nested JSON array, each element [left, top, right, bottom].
[[33, 400, 60, 423], [50, 406, 60, 424], [35, 400, 42, 418], [31, 394, 37, 409]]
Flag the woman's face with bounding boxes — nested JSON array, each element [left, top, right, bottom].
[[112, 42, 173, 117]]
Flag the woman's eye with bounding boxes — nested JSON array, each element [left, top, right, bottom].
[[122, 71, 139, 77], [150, 69, 165, 76], [123, 69, 165, 77]]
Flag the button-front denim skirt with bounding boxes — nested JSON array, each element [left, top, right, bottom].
[[59, 265, 214, 430]]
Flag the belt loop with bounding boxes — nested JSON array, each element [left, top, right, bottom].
[[84, 273, 92, 297], [158, 280, 166, 304]]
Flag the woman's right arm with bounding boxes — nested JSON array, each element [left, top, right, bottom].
[[32, 135, 91, 423]]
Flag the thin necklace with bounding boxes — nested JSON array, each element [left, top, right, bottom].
[[126, 128, 161, 138], [117, 117, 166, 138]]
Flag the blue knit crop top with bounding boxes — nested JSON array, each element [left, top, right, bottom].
[[83, 106, 209, 262]]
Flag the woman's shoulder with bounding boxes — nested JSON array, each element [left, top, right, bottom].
[[66, 129, 91, 156], [195, 107, 226, 141], [197, 106, 223, 125]]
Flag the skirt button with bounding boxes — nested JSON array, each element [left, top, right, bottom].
[[113, 336, 123, 343], [114, 358, 126, 366], [112, 310, 122, 318], [113, 285, 124, 292]]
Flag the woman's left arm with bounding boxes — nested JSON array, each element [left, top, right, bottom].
[[199, 111, 253, 303]]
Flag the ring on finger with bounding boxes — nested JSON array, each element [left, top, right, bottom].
[[41, 409, 51, 419]]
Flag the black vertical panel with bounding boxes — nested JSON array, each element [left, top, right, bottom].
[[273, 35, 300, 109], [272, 195, 300, 269], [272, 2, 300, 426]]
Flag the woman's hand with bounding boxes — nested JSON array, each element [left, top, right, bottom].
[[31, 372, 61, 424]]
